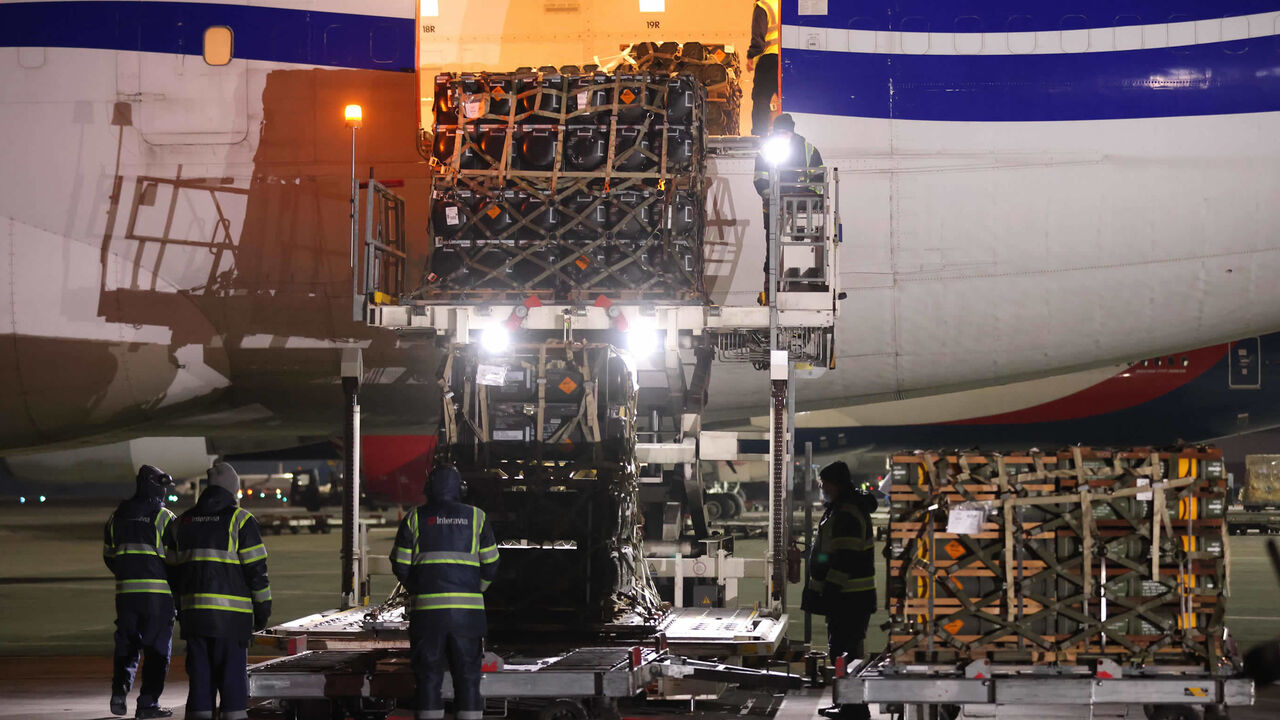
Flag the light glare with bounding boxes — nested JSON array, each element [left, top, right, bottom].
[[481, 325, 511, 354], [762, 135, 791, 166], [344, 104, 363, 129], [626, 319, 661, 358]]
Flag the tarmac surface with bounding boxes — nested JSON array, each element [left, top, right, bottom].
[[1, 501, 1277, 719]]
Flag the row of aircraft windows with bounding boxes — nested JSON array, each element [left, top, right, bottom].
[[195, 25, 404, 66], [817, 14, 1280, 54]]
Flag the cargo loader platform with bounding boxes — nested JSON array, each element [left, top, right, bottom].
[[261, 605, 788, 660], [832, 659, 1253, 720]]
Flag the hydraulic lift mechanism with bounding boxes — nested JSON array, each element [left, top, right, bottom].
[[246, 139, 840, 717]]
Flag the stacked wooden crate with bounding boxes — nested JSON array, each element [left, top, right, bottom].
[[423, 66, 707, 304], [885, 447, 1229, 668]]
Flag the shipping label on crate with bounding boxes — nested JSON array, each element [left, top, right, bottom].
[[946, 502, 987, 535], [476, 363, 507, 386]]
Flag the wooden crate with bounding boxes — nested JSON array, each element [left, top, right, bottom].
[[884, 447, 1229, 668]]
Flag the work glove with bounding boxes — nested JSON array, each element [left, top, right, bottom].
[[801, 587, 826, 616], [253, 607, 271, 632]]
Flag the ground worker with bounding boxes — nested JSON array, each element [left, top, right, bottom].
[[747, 0, 781, 136], [104, 465, 178, 719], [803, 460, 877, 720], [164, 462, 271, 720], [391, 465, 500, 720], [753, 113, 824, 303]]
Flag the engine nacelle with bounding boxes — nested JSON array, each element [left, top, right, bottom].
[[4, 437, 215, 485]]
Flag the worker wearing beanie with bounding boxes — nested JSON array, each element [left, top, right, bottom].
[[164, 462, 271, 720], [391, 465, 499, 720], [104, 465, 178, 718]]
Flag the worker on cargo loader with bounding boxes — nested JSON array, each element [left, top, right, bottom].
[[754, 113, 824, 304], [747, 0, 781, 136], [803, 460, 876, 720], [165, 462, 271, 720], [104, 465, 178, 719], [391, 465, 500, 720]]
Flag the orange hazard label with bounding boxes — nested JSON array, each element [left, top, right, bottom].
[[714, 49, 725, 61], [486, 205, 501, 219], [558, 377, 579, 395], [944, 540, 966, 560], [942, 619, 964, 635], [620, 88, 637, 104], [490, 86, 504, 97], [575, 256, 591, 270]]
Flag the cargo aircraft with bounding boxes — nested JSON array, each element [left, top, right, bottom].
[[3, 0, 1280, 493]]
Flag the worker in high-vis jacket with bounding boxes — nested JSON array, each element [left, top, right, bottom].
[[104, 465, 178, 719], [391, 465, 499, 720], [164, 462, 270, 720], [803, 460, 877, 720], [747, 0, 781, 136], [753, 113, 824, 303]]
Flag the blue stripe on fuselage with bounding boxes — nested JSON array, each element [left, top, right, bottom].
[[0, 1, 414, 72], [782, 37, 1280, 121], [784, 1, 1280, 33]]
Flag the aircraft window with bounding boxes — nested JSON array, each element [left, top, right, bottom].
[[901, 17, 929, 54], [203, 26, 234, 66], [1197, 17, 1222, 45], [953, 16, 982, 54], [1222, 15, 1249, 54], [848, 19, 875, 52], [1115, 15, 1142, 51], [371, 24, 401, 63], [1061, 15, 1088, 53], [1007, 15, 1035, 54], [1168, 14, 1194, 54], [819, 436, 830, 450], [1182, 356, 1190, 367]]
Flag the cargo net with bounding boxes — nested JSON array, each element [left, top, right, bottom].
[[616, 41, 741, 136], [434, 341, 666, 636], [886, 447, 1234, 670], [420, 68, 707, 305]]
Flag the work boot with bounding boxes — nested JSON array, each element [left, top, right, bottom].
[[134, 706, 173, 719], [110, 695, 127, 716]]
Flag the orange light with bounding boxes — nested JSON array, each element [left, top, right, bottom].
[[344, 104, 363, 129]]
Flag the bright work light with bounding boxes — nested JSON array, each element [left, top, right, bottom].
[[480, 325, 510, 354], [761, 135, 791, 166], [625, 318, 660, 358], [344, 104, 363, 129]]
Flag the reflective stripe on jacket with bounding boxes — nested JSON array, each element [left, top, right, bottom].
[[166, 487, 271, 638], [808, 495, 876, 598], [754, 136, 824, 194], [391, 502, 499, 631], [103, 503, 176, 599]]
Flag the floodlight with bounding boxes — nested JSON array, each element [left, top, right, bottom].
[[625, 319, 661, 358], [761, 134, 791, 166], [480, 324, 511, 354], [344, 104, 363, 129]]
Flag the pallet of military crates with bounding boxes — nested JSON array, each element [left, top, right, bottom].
[[884, 447, 1231, 670], [422, 65, 707, 304], [620, 40, 742, 135], [432, 340, 665, 638]]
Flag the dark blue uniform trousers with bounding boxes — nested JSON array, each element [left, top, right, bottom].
[[112, 609, 174, 708], [183, 636, 248, 720], [410, 624, 483, 720]]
